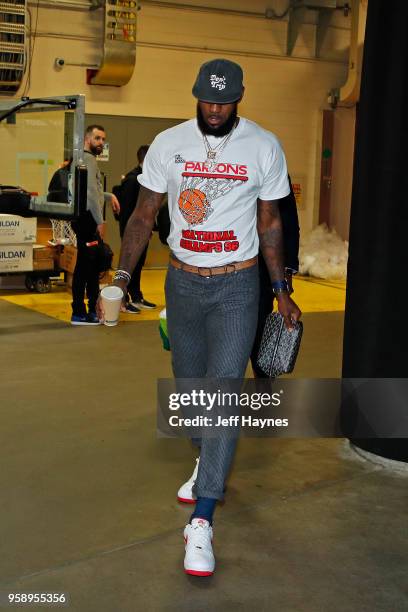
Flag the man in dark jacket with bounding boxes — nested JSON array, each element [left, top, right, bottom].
[[250, 175, 300, 376], [117, 145, 156, 313]]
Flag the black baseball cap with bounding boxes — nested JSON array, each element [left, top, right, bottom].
[[192, 58, 244, 104]]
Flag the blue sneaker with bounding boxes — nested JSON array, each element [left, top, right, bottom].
[[87, 312, 101, 324], [71, 314, 100, 326]]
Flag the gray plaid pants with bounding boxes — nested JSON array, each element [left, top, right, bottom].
[[165, 262, 259, 499]]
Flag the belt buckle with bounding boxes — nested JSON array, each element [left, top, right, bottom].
[[224, 263, 236, 274], [198, 266, 211, 277]]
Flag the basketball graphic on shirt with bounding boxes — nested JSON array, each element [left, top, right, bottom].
[[178, 161, 249, 227], [178, 189, 209, 225]]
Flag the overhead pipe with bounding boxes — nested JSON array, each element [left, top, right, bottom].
[[329, 0, 368, 107]]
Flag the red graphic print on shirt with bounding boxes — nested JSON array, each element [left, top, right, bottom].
[[178, 161, 248, 227], [180, 228, 240, 254]]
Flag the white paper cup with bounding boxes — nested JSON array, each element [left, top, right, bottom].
[[100, 285, 124, 327]]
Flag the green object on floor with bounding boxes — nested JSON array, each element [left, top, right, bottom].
[[159, 308, 170, 351]]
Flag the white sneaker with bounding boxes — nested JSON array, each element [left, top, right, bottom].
[[177, 457, 199, 504], [184, 518, 215, 576]]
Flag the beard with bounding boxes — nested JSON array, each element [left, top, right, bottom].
[[196, 103, 238, 137], [90, 143, 103, 156]]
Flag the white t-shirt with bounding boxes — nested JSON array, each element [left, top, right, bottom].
[[138, 117, 289, 266]]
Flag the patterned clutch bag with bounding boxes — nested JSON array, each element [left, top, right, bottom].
[[256, 312, 303, 378]]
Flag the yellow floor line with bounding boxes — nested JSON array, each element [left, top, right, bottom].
[[0, 271, 345, 323], [293, 276, 345, 313]]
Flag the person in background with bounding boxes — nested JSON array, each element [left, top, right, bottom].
[[71, 124, 120, 325], [47, 158, 73, 204], [116, 145, 156, 314]]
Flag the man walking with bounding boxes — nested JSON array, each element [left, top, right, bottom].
[[101, 59, 301, 574], [71, 124, 120, 325]]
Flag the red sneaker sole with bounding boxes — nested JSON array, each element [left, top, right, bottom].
[[184, 569, 214, 576], [177, 496, 196, 504]]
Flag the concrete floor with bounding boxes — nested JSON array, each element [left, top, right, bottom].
[[1, 300, 407, 611]]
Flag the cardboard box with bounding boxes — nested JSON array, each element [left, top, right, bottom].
[[0, 244, 33, 273], [59, 245, 77, 274], [0, 215, 37, 244], [33, 258, 55, 271], [32, 244, 58, 272], [33, 244, 58, 260]]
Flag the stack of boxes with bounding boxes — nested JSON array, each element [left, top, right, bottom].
[[32, 244, 58, 271], [0, 214, 37, 273], [0, 215, 112, 288], [0, 214, 58, 278]]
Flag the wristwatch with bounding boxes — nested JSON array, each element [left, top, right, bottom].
[[271, 279, 289, 295]]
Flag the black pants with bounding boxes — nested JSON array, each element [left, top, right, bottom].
[[71, 212, 100, 316], [127, 244, 148, 302]]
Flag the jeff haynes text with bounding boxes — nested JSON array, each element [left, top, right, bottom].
[[168, 415, 289, 428]]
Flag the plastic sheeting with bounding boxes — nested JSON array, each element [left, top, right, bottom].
[[299, 223, 348, 280]]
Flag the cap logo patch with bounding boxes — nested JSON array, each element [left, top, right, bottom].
[[210, 74, 226, 91]]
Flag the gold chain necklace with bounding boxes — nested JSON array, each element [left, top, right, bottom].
[[202, 123, 236, 172]]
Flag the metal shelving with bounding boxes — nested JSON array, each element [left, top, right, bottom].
[[0, 0, 27, 93]]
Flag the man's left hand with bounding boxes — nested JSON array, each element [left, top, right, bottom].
[[276, 293, 302, 330], [111, 194, 120, 214]]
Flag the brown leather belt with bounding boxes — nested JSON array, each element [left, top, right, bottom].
[[170, 255, 258, 276]]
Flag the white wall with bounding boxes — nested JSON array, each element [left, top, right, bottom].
[[6, 1, 352, 233]]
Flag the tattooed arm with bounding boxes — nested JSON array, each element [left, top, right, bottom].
[[257, 198, 301, 329], [96, 186, 164, 318], [118, 186, 164, 279]]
